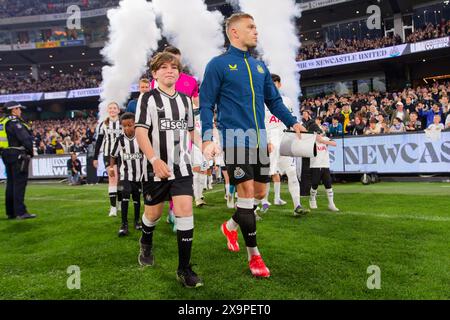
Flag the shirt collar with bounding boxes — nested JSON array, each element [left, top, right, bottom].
[[228, 45, 249, 58]]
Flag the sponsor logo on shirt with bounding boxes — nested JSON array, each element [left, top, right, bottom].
[[122, 153, 143, 161], [106, 128, 122, 135], [229, 64, 238, 71], [159, 118, 188, 131]]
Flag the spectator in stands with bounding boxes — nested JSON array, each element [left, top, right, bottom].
[[389, 101, 410, 125], [37, 141, 47, 155], [339, 103, 354, 134], [54, 136, 64, 155], [301, 109, 314, 130], [62, 136, 74, 154], [417, 102, 444, 128], [328, 116, 343, 137], [70, 138, 86, 153], [445, 113, 450, 130], [374, 114, 386, 133], [403, 96, 416, 114], [390, 117, 406, 133], [67, 152, 82, 186], [365, 118, 380, 135], [426, 115, 445, 132], [314, 116, 328, 134], [347, 115, 365, 135], [405, 112, 423, 131]]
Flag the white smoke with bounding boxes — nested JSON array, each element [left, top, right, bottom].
[[234, 0, 302, 119], [152, 0, 225, 81], [99, 0, 161, 120]]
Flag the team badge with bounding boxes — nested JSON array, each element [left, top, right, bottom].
[[234, 167, 245, 179], [200, 160, 209, 171], [257, 65, 265, 74], [145, 194, 152, 202]]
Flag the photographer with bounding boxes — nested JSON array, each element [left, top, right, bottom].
[[67, 152, 82, 186], [0, 101, 36, 220]]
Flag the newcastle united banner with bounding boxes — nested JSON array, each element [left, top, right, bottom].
[[330, 132, 450, 173]]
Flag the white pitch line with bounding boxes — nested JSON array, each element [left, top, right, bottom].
[[276, 207, 450, 222], [342, 211, 450, 222]]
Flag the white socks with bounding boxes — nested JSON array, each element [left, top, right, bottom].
[[193, 172, 204, 201], [247, 247, 260, 261], [274, 182, 281, 201], [326, 188, 334, 205], [226, 218, 239, 231], [286, 169, 301, 208], [310, 188, 318, 200]]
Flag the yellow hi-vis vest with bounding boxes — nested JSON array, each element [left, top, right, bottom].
[[0, 117, 9, 149]]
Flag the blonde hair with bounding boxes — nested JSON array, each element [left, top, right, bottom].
[[225, 12, 254, 38], [105, 102, 120, 126]]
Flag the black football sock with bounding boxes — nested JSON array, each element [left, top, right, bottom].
[[176, 216, 194, 271]]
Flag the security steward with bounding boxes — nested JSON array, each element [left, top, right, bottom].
[[0, 101, 36, 220]]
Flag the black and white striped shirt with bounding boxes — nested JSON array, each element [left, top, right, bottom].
[[135, 88, 195, 182], [111, 134, 146, 182], [94, 119, 122, 159]]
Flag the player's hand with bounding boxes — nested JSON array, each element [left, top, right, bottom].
[[268, 143, 274, 154], [202, 141, 220, 160], [292, 123, 306, 139], [93, 160, 98, 168], [153, 159, 171, 179], [108, 167, 115, 178]]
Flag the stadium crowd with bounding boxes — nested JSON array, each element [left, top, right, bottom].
[[0, 68, 102, 95], [297, 20, 450, 61], [31, 114, 98, 156], [0, 0, 120, 18], [301, 82, 450, 136]]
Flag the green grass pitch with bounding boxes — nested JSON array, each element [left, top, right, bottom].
[[0, 181, 449, 300]]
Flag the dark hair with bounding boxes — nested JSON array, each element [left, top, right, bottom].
[[163, 46, 181, 55], [332, 116, 340, 121], [120, 112, 135, 123], [309, 123, 323, 134], [271, 73, 281, 83]]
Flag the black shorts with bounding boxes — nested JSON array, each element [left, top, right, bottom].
[[118, 180, 142, 196], [224, 147, 271, 185], [103, 155, 111, 168], [311, 168, 332, 189], [142, 176, 193, 206]]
